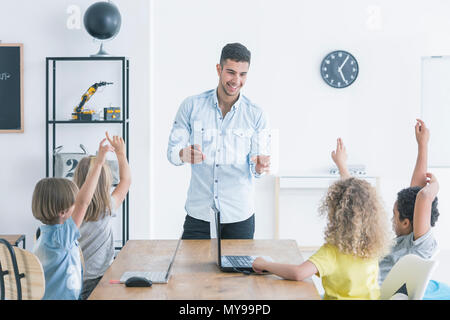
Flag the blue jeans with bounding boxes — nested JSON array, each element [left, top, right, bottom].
[[181, 214, 255, 240]]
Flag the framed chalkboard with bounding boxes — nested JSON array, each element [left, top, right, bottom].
[[0, 43, 23, 132]]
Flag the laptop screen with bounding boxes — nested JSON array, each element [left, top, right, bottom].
[[210, 206, 221, 267], [165, 236, 182, 280]]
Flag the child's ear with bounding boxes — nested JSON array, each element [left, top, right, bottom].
[[402, 218, 412, 229], [59, 209, 69, 218]]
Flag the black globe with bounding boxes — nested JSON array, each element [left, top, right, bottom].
[[83, 1, 121, 41]]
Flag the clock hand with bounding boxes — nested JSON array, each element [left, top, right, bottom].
[[338, 55, 350, 71], [338, 69, 347, 83]]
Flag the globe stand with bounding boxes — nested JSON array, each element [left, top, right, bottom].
[[91, 42, 111, 57]]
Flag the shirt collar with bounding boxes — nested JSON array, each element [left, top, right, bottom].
[[213, 87, 242, 111]]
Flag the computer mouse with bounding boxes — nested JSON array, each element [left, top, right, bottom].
[[125, 276, 152, 287]]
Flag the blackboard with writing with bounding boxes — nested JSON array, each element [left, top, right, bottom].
[[0, 44, 23, 132]]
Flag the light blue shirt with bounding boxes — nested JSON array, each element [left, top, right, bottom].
[[167, 89, 270, 223], [33, 217, 83, 300], [378, 229, 438, 285]]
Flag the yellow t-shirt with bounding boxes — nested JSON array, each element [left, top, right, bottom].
[[308, 244, 380, 300]]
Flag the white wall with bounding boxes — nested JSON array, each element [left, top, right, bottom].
[[150, 0, 450, 248], [0, 0, 151, 245]]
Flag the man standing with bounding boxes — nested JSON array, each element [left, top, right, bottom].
[[167, 43, 270, 239]]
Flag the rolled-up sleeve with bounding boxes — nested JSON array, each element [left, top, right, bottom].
[[167, 99, 192, 166]]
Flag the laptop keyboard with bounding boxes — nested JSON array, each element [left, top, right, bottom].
[[149, 271, 167, 282], [120, 271, 167, 283], [226, 256, 254, 268]]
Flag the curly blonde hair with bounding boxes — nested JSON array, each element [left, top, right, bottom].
[[319, 177, 392, 259]]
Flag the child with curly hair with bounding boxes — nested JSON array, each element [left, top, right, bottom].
[[252, 138, 392, 300]]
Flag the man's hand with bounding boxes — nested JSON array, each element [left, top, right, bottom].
[[415, 118, 430, 147], [251, 155, 271, 175], [179, 144, 206, 164], [331, 138, 350, 179]]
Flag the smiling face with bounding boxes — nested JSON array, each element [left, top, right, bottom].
[[216, 59, 249, 98]]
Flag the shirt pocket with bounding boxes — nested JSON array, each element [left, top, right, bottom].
[[225, 128, 253, 164]]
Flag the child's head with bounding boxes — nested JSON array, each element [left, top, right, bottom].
[[73, 156, 112, 222], [393, 186, 439, 236], [32, 178, 79, 225], [319, 177, 391, 259]]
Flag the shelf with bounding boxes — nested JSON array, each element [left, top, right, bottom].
[[47, 120, 127, 124], [46, 57, 128, 61], [46, 56, 130, 248]]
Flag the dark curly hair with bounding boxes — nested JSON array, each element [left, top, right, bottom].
[[397, 186, 440, 227]]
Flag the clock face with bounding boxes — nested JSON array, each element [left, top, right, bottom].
[[320, 50, 358, 88]]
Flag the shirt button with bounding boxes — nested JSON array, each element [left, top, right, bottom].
[[215, 180, 218, 183], [216, 164, 219, 167], [215, 196, 218, 199]]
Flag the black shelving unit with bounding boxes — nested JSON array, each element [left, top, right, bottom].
[[45, 56, 129, 248]]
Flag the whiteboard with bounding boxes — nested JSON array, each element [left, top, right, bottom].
[[421, 56, 450, 167]]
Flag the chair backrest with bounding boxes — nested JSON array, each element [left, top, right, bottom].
[[0, 239, 45, 300], [430, 248, 440, 260], [380, 254, 438, 300]]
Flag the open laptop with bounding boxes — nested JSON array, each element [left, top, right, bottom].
[[120, 237, 181, 284], [211, 206, 271, 273]]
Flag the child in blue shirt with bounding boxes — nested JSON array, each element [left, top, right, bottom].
[[32, 137, 113, 300], [378, 119, 447, 299]]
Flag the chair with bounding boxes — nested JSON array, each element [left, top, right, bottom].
[[380, 254, 438, 300], [0, 239, 45, 300], [430, 248, 440, 260]]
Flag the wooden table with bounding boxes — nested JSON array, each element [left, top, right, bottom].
[[89, 239, 320, 300]]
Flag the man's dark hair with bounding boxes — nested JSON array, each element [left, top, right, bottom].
[[397, 186, 439, 227], [220, 43, 251, 66]]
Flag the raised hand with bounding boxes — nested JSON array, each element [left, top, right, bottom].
[[426, 172, 439, 188], [411, 119, 430, 187], [415, 119, 430, 147], [331, 138, 347, 167], [96, 138, 114, 166], [331, 138, 350, 179], [106, 131, 126, 156]]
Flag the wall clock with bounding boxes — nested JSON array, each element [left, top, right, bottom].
[[320, 50, 358, 88]]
